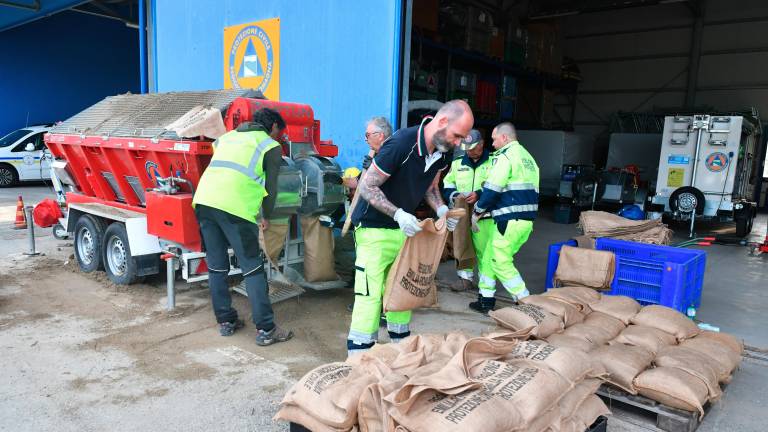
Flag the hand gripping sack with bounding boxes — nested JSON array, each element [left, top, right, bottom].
[[384, 209, 465, 312]]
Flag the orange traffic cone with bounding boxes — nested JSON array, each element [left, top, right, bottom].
[[14, 195, 27, 230]]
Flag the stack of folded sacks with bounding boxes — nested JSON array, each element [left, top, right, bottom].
[[275, 329, 610, 432], [578, 211, 673, 245], [497, 288, 743, 419]]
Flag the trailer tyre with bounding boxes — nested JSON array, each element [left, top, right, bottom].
[[669, 186, 706, 215], [74, 215, 106, 272], [103, 222, 139, 285], [735, 214, 754, 237]]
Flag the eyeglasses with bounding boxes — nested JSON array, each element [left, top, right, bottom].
[[365, 131, 382, 139]]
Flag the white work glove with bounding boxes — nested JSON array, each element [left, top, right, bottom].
[[393, 208, 422, 237], [436, 205, 459, 232], [471, 212, 481, 233]]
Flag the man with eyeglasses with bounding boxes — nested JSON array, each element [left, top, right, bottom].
[[346, 100, 473, 356]]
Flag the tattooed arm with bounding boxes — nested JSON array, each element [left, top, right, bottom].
[[424, 172, 446, 212], [359, 168, 399, 218]]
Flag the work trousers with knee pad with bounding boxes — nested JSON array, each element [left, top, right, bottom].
[[195, 204, 274, 331]]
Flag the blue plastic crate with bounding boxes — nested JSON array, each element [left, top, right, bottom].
[[545, 238, 707, 313]]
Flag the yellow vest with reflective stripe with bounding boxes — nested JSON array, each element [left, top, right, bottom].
[[193, 130, 279, 223]]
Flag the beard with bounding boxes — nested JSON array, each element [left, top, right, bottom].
[[433, 128, 451, 153]]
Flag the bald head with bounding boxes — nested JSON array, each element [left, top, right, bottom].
[[491, 122, 517, 150], [425, 99, 474, 153]]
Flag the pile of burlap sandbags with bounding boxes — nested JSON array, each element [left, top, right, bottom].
[[578, 211, 673, 245], [496, 288, 743, 418], [275, 330, 610, 432]]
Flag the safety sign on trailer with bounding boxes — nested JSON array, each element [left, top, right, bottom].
[[224, 18, 280, 100], [667, 168, 685, 188], [705, 152, 729, 172]]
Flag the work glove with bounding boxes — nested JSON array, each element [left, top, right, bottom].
[[362, 155, 373, 170], [436, 205, 459, 232], [318, 215, 335, 228], [471, 212, 481, 233], [393, 208, 422, 237]]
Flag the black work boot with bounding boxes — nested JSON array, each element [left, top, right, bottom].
[[469, 294, 496, 315]]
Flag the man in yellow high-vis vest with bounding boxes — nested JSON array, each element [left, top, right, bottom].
[[193, 108, 293, 346]]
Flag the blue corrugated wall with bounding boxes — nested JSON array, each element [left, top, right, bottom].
[[152, 1, 400, 170], [0, 11, 140, 137]]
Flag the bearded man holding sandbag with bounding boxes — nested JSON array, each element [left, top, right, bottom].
[[347, 100, 474, 356]]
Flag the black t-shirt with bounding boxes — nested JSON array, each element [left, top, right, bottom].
[[352, 118, 449, 229]]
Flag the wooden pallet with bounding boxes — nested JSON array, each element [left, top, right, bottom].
[[290, 417, 608, 432], [597, 384, 714, 432]]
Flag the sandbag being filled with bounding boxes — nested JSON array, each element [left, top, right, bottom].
[[450, 196, 476, 270], [384, 210, 465, 312], [630, 305, 700, 341], [300, 216, 338, 282], [610, 325, 677, 355], [634, 367, 709, 418], [589, 295, 641, 325], [489, 304, 564, 338], [591, 344, 654, 394]]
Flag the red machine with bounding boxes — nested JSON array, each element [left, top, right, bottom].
[[46, 90, 342, 300]]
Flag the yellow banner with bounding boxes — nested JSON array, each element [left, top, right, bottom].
[[223, 18, 280, 100]]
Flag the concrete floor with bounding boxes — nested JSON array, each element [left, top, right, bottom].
[[1, 184, 767, 431]]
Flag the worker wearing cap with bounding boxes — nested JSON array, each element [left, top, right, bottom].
[[347, 100, 473, 355], [193, 107, 294, 346], [441, 129, 493, 292], [469, 122, 539, 314]]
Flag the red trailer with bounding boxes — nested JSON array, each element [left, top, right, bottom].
[[46, 90, 345, 307]]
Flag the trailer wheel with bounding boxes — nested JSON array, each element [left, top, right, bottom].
[[669, 186, 706, 215], [103, 222, 139, 285], [735, 214, 754, 237], [52, 223, 69, 240], [74, 215, 106, 272]]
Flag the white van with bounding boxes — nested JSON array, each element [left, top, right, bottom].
[[0, 125, 52, 187]]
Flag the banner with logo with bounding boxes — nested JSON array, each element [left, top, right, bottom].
[[223, 18, 280, 100]]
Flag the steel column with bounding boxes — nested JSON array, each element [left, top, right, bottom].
[[685, 1, 705, 107]]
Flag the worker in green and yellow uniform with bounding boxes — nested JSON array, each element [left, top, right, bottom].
[[469, 122, 539, 314], [347, 100, 473, 356], [441, 129, 493, 292], [193, 108, 293, 346]]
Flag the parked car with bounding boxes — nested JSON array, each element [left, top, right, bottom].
[[0, 125, 52, 187]]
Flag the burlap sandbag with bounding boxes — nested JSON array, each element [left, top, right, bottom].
[[275, 404, 352, 432], [589, 295, 641, 325], [489, 304, 564, 338], [358, 370, 408, 432], [384, 210, 465, 312], [557, 379, 603, 420], [680, 337, 741, 382], [261, 220, 290, 263], [519, 295, 585, 327], [278, 362, 377, 429], [610, 325, 677, 355], [592, 344, 654, 394], [570, 395, 611, 431], [631, 305, 700, 341], [562, 323, 615, 346], [503, 340, 604, 383], [634, 367, 709, 418], [583, 311, 626, 339], [545, 333, 596, 353], [451, 196, 476, 270], [300, 216, 338, 282], [698, 330, 744, 356], [543, 286, 601, 311], [553, 245, 615, 290], [654, 346, 722, 400], [388, 359, 571, 432]]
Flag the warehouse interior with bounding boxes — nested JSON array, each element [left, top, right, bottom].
[[403, 0, 768, 223]]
